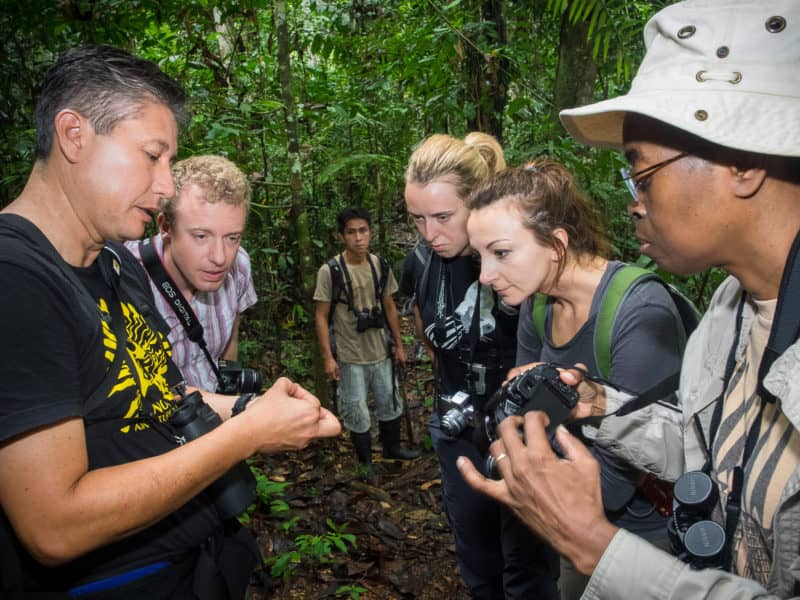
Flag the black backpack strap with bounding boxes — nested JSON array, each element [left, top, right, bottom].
[[376, 255, 389, 301], [402, 240, 431, 311], [415, 246, 435, 312], [326, 255, 354, 321], [326, 256, 342, 302], [759, 228, 800, 402], [325, 256, 339, 355]]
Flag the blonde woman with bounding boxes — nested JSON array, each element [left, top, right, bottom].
[[404, 134, 559, 599]]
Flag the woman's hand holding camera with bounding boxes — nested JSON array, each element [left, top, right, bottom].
[[504, 361, 543, 383], [558, 363, 607, 419]]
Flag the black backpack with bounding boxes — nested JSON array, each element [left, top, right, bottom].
[[325, 254, 391, 357], [326, 253, 389, 323]]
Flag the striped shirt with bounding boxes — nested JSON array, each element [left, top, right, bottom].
[[713, 297, 800, 584], [125, 235, 257, 391]]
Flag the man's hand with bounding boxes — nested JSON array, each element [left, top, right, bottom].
[[244, 377, 341, 454], [457, 411, 617, 575], [323, 356, 339, 381], [394, 342, 407, 368]]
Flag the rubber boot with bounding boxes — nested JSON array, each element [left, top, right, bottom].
[[350, 430, 375, 481], [379, 417, 421, 460]]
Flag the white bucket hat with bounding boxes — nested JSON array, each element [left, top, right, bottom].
[[559, 0, 800, 158]]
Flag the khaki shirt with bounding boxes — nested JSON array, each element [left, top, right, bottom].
[[314, 254, 398, 365]]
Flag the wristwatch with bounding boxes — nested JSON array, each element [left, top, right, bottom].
[[232, 392, 257, 417]]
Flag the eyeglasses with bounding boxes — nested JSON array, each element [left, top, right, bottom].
[[620, 152, 689, 203]]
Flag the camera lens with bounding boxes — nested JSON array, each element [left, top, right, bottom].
[[441, 408, 469, 437], [238, 369, 262, 394], [169, 400, 199, 429]]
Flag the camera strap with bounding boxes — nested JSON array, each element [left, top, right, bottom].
[[556, 369, 680, 435], [138, 238, 223, 384], [700, 299, 764, 570], [333, 254, 357, 314]]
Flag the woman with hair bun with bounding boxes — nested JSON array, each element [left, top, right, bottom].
[[466, 159, 686, 599], [404, 134, 559, 599]]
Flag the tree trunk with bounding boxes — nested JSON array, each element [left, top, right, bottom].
[[551, 0, 598, 129], [483, 0, 508, 143], [464, 0, 509, 143], [274, 1, 329, 405]]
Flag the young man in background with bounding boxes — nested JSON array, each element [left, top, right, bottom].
[[315, 207, 419, 479]]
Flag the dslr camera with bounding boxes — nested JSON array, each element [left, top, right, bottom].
[[667, 470, 726, 569], [482, 364, 579, 476], [169, 388, 256, 520], [483, 364, 579, 443], [356, 306, 384, 333], [439, 364, 579, 475], [439, 391, 479, 438], [217, 359, 263, 395]]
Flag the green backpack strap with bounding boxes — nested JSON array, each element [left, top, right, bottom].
[[531, 293, 549, 341], [594, 265, 654, 380]]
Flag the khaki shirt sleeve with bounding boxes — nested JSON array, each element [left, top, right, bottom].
[[581, 387, 685, 482], [584, 528, 774, 600], [313, 263, 333, 302]]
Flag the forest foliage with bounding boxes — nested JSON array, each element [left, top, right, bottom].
[[0, 0, 722, 390]]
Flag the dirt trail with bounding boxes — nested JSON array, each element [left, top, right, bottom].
[[248, 354, 469, 599]]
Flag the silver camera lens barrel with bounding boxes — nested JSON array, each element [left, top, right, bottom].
[[441, 408, 468, 437]]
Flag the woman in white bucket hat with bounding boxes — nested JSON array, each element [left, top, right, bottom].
[[458, 1, 800, 598]]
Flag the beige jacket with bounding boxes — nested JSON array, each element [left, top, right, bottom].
[[582, 276, 800, 599]]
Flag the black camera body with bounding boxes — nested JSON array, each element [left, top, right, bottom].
[[356, 306, 384, 333], [482, 364, 578, 476], [169, 390, 256, 520], [216, 359, 262, 395], [438, 364, 579, 475], [667, 470, 726, 569], [483, 364, 579, 443]]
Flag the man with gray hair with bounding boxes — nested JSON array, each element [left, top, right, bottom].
[[0, 45, 339, 597], [459, 1, 800, 597], [126, 155, 258, 393]]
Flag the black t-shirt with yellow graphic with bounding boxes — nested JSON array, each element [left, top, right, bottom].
[[0, 225, 220, 592]]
